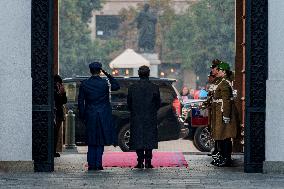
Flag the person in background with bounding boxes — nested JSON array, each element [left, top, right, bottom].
[[180, 86, 190, 102], [199, 87, 208, 99], [189, 88, 195, 99], [78, 62, 120, 171], [54, 74, 67, 158], [127, 65, 161, 169]]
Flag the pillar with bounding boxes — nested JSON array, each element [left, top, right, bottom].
[[0, 0, 33, 171], [263, 0, 284, 174]]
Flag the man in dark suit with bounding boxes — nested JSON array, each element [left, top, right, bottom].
[[127, 65, 161, 169], [78, 62, 120, 171]]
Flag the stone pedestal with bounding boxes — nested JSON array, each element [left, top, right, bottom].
[[141, 53, 161, 77]]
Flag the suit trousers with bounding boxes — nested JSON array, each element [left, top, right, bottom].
[[87, 145, 104, 167], [136, 149, 153, 161]]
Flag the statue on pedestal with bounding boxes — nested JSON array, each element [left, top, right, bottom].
[[133, 4, 157, 53]]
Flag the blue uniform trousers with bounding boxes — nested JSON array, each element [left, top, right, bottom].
[[87, 145, 104, 168]]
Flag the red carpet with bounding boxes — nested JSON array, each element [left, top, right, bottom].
[[101, 152, 188, 168]]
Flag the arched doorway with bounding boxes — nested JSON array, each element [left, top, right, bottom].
[[31, 0, 267, 172]]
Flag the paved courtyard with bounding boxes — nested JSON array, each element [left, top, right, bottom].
[[77, 139, 200, 153], [1, 154, 284, 189], [1, 140, 284, 188]]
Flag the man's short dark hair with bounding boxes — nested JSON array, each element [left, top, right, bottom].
[[89, 61, 102, 75], [90, 68, 101, 75], [138, 65, 150, 78]]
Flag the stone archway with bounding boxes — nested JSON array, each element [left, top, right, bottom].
[[31, 0, 267, 172]]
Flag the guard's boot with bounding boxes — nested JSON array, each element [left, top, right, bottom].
[[216, 157, 232, 167], [134, 160, 144, 169], [208, 141, 219, 156], [145, 159, 154, 169], [211, 152, 222, 166], [217, 139, 233, 167]]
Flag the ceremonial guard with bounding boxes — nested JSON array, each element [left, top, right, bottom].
[[78, 62, 120, 171], [210, 62, 239, 167], [202, 59, 221, 158]]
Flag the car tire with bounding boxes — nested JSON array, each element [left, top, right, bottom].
[[193, 127, 214, 152], [118, 124, 131, 152]]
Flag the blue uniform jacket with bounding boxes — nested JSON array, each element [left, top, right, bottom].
[[78, 75, 120, 145]]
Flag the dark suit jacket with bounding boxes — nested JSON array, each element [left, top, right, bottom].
[[127, 78, 161, 150]]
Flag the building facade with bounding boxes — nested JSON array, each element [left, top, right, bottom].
[[90, 0, 195, 39]]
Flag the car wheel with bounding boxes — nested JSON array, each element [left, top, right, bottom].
[[118, 124, 131, 152], [193, 127, 214, 152]]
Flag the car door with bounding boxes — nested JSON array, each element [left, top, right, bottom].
[[156, 82, 181, 141], [110, 80, 131, 131]]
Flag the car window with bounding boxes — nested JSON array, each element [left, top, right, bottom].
[[111, 87, 128, 103], [64, 79, 177, 105], [160, 86, 176, 103], [111, 80, 131, 103]]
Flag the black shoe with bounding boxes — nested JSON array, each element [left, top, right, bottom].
[[88, 166, 98, 171], [54, 152, 60, 157], [97, 166, 104, 170], [145, 160, 153, 169], [134, 162, 144, 169]]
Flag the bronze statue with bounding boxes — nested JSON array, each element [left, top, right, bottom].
[[133, 4, 157, 52]]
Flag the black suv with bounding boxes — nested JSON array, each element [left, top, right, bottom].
[[63, 76, 188, 151]]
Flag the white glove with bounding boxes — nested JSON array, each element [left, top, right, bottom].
[[233, 89, 238, 98], [223, 116, 230, 124]]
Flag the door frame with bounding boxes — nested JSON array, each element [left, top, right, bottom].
[[31, 0, 268, 173]]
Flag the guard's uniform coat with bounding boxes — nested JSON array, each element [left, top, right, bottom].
[[127, 78, 161, 150], [78, 75, 120, 145], [203, 77, 221, 129], [211, 77, 239, 140]]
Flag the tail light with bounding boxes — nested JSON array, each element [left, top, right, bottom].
[[172, 97, 181, 116]]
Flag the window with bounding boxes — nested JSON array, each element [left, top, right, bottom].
[[96, 15, 121, 39], [160, 86, 175, 104]]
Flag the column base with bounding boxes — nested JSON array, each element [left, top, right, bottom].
[[0, 161, 33, 172], [63, 145, 78, 153], [263, 161, 284, 174]]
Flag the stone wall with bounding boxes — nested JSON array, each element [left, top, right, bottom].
[[0, 0, 32, 162]]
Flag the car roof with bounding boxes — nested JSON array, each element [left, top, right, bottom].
[[63, 76, 177, 83]]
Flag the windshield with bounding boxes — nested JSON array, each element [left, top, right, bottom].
[[171, 83, 181, 100]]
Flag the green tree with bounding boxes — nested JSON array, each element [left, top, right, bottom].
[[164, 0, 235, 86], [59, 0, 123, 77]]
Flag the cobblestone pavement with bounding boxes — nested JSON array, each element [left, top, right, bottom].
[[78, 139, 199, 153], [1, 154, 284, 189]]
